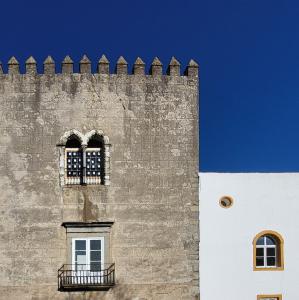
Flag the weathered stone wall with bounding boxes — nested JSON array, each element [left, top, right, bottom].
[[0, 56, 199, 300]]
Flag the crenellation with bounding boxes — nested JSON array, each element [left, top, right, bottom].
[[98, 55, 109, 74], [8, 56, 19, 75], [0, 56, 198, 79], [150, 57, 163, 76], [167, 56, 180, 76], [116, 56, 128, 75], [43, 56, 55, 75], [133, 57, 145, 75], [79, 54, 91, 74], [25, 56, 37, 75], [61, 55, 73, 74], [184, 59, 199, 78]]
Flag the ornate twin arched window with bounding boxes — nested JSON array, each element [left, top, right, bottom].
[[253, 230, 284, 271], [58, 130, 111, 186]]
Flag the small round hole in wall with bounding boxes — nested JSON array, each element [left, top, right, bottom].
[[219, 196, 233, 208]]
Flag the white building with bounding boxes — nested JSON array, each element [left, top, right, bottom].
[[200, 173, 299, 300]]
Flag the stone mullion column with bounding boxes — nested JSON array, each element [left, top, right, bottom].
[[82, 145, 87, 185], [104, 143, 111, 185], [59, 146, 66, 186]]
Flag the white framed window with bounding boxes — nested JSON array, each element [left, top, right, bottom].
[[256, 236, 277, 268], [72, 237, 104, 272], [59, 222, 115, 290]]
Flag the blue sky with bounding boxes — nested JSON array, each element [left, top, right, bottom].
[[1, 0, 299, 171]]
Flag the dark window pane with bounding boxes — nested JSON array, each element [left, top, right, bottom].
[[66, 151, 82, 177], [66, 135, 81, 148], [90, 262, 101, 272], [256, 237, 265, 245], [267, 248, 276, 256], [87, 136, 102, 148], [267, 257, 276, 266], [90, 240, 101, 250], [75, 240, 86, 250], [256, 257, 264, 266], [90, 251, 101, 261], [86, 150, 101, 177], [266, 236, 276, 245], [256, 248, 264, 256]]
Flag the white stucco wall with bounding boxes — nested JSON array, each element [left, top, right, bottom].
[[200, 173, 299, 300]]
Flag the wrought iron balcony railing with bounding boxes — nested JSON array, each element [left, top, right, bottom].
[[58, 263, 115, 291]]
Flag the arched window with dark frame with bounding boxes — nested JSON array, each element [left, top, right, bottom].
[[85, 134, 103, 185], [65, 134, 83, 185]]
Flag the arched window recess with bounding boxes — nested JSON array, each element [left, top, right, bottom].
[[58, 130, 111, 186], [65, 134, 83, 185]]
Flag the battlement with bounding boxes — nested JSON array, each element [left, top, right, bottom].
[[0, 55, 198, 78]]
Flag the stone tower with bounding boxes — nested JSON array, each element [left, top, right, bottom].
[[0, 55, 199, 299]]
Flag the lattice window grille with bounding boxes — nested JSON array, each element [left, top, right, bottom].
[[86, 148, 101, 185], [65, 148, 82, 185]]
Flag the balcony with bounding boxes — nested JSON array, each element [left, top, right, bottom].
[[58, 264, 115, 291]]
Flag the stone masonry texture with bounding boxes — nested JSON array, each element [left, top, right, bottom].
[[0, 56, 199, 300]]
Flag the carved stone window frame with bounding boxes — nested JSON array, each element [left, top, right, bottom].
[[57, 129, 111, 186]]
